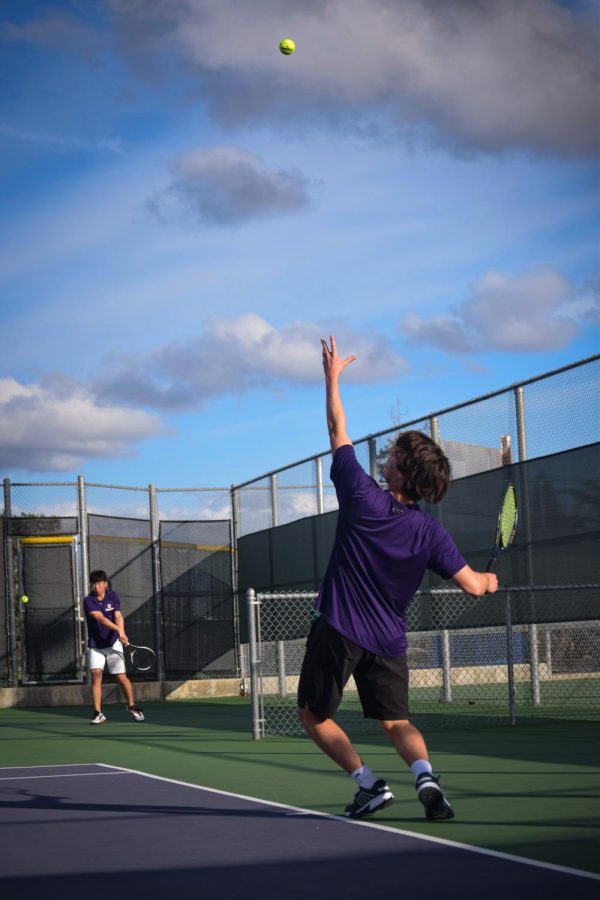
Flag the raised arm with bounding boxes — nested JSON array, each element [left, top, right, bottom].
[[321, 336, 356, 454]]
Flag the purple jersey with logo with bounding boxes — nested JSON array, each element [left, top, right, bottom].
[[316, 444, 466, 657], [84, 590, 121, 649]]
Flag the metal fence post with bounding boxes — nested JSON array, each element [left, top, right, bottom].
[[148, 485, 165, 681], [368, 436, 378, 481], [270, 474, 279, 528], [515, 387, 528, 463], [76, 477, 90, 688], [229, 486, 243, 683], [441, 629, 452, 702], [544, 628, 552, 676], [247, 588, 264, 739], [3, 478, 18, 687], [505, 591, 517, 726], [429, 416, 440, 445], [315, 457, 324, 515], [515, 387, 541, 704], [77, 476, 89, 612], [277, 640, 286, 697]]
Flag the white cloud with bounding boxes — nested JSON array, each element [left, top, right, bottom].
[[400, 268, 598, 353], [147, 146, 311, 226], [97, 315, 409, 409], [0, 376, 163, 472], [0, 123, 123, 154], [103, 0, 600, 157]]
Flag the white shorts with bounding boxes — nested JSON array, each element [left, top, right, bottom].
[[88, 640, 126, 675]]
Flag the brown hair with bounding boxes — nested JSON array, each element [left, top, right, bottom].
[[391, 430, 451, 503]]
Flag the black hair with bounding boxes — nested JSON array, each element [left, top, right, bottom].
[[89, 570, 108, 584]]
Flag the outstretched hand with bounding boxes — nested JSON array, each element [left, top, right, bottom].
[[321, 336, 357, 379]]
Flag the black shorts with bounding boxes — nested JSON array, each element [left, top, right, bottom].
[[297, 616, 410, 721]]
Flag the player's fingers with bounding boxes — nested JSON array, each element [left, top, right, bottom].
[[342, 354, 357, 367]]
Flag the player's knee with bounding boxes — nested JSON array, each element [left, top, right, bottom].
[[90, 668, 103, 681], [298, 705, 325, 728], [378, 718, 409, 735]]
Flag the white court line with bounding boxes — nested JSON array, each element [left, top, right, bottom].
[[97, 763, 600, 884], [0, 764, 103, 772], [0, 771, 130, 781]]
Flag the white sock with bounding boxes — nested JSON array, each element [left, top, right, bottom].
[[350, 764, 378, 789], [410, 759, 433, 781]]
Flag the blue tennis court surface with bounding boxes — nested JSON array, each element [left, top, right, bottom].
[[1, 764, 598, 899]]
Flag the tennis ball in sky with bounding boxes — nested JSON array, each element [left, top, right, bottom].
[[279, 38, 295, 55], [21, 595, 28, 603]]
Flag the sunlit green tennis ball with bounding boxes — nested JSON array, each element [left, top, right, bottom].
[[279, 38, 295, 55], [21, 595, 28, 603]]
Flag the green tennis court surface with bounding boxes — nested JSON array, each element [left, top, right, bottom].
[[1, 698, 599, 876]]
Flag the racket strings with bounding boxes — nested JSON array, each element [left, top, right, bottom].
[[128, 645, 156, 672], [499, 487, 517, 548]]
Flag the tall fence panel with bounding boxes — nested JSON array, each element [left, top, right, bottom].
[[160, 519, 236, 679], [88, 514, 156, 678], [18, 539, 82, 683]]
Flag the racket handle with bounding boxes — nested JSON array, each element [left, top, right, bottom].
[[485, 556, 497, 573]]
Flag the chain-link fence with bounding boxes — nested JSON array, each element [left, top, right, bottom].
[[233, 354, 600, 537], [0, 479, 238, 689], [247, 585, 600, 737], [2, 354, 599, 695]]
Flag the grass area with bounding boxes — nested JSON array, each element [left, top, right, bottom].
[[1, 697, 599, 875]]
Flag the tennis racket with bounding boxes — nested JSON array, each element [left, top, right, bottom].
[[486, 483, 518, 572], [118, 643, 156, 672]]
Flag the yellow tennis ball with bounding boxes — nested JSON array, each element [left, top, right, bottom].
[[21, 595, 28, 603], [279, 38, 295, 55]]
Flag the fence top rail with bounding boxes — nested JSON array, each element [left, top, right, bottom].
[[155, 486, 230, 493], [232, 352, 600, 490], [8, 482, 77, 488], [4, 480, 231, 493], [252, 583, 600, 601]]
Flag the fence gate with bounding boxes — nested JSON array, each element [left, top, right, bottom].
[[17, 537, 84, 684]]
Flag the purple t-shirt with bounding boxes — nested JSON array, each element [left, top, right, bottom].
[[316, 444, 466, 657], [84, 590, 121, 649]]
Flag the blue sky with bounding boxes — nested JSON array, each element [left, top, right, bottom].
[[1, 0, 599, 489]]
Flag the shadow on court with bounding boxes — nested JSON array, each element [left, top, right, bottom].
[[3, 852, 599, 900], [1, 766, 599, 900]]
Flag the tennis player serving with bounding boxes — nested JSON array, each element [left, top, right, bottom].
[[84, 570, 145, 725], [297, 337, 498, 821]]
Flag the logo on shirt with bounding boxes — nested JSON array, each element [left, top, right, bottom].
[[105, 605, 113, 612]]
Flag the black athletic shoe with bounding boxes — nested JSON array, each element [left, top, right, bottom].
[[415, 772, 455, 820], [344, 779, 395, 819]]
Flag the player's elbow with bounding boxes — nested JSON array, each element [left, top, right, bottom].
[[452, 565, 486, 597]]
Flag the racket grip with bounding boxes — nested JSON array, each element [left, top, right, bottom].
[[485, 557, 497, 573]]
